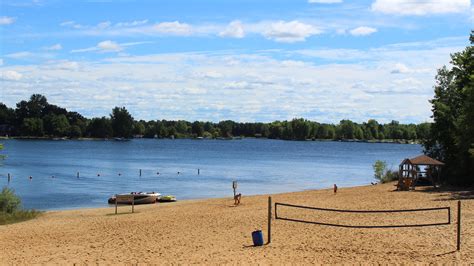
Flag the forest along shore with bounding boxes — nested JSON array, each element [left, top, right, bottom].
[[0, 182, 471, 264]]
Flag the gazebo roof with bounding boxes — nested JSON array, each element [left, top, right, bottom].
[[401, 154, 444, 166]]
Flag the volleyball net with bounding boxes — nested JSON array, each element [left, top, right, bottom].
[[274, 202, 451, 228]]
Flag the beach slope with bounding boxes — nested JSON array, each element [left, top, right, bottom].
[[0, 183, 472, 264]]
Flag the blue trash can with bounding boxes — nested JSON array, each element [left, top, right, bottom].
[[252, 230, 264, 246]]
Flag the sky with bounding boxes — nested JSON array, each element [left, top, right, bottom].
[[0, 0, 472, 123]]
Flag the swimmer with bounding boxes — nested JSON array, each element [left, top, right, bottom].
[[29, 176, 32, 180]]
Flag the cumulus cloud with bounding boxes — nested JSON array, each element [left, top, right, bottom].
[[263, 20, 321, 43], [43, 44, 63, 50], [219, 20, 245, 38], [349, 26, 377, 36], [1, 70, 22, 81], [2, 37, 459, 123], [97, 40, 122, 52], [391, 63, 410, 74], [153, 21, 192, 35], [371, 0, 471, 16], [308, 0, 342, 3], [0, 16, 15, 25]]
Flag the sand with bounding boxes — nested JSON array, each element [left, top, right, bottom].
[[0, 183, 472, 264]]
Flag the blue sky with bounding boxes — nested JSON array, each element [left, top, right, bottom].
[[1, 0, 472, 123]]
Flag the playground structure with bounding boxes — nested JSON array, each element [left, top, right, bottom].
[[398, 155, 444, 190]]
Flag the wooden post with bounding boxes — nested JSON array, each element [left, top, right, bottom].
[[132, 196, 135, 213], [115, 195, 118, 214], [457, 200, 461, 251], [232, 181, 237, 197], [268, 196, 272, 244]]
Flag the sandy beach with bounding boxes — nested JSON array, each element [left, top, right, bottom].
[[0, 182, 472, 264]]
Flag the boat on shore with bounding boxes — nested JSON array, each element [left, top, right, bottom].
[[157, 195, 177, 202], [108, 192, 160, 205]]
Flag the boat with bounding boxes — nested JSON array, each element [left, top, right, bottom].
[[157, 195, 177, 202], [108, 192, 161, 205], [114, 137, 130, 141]]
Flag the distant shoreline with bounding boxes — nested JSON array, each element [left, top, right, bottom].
[[0, 136, 420, 144]]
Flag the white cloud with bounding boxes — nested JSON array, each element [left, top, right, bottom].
[[115, 20, 148, 27], [0, 59, 3, 66], [219, 20, 245, 38], [263, 20, 321, 43], [43, 44, 62, 51], [5, 51, 33, 59], [0, 16, 15, 25], [153, 21, 192, 35], [391, 63, 410, 74], [1, 70, 22, 81], [71, 40, 122, 53], [349, 26, 377, 36], [96, 21, 111, 29], [371, 0, 471, 16], [97, 40, 122, 52], [308, 0, 342, 3], [2, 37, 463, 123], [71, 40, 150, 53], [60, 20, 75, 27]]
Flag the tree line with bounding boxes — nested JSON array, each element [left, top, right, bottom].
[[0, 94, 430, 141], [423, 31, 473, 185]]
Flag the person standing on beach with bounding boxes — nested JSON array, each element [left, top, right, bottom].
[[334, 184, 337, 194]]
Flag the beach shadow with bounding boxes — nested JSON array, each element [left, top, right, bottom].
[[242, 243, 270, 248], [412, 185, 474, 201], [436, 250, 457, 257], [105, 211, 140, 216]]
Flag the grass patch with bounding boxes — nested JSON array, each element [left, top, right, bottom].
[[0, 209, 42, 225]]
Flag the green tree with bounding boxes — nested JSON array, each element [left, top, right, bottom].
[[88, 117, 113, 138], [21, 118, 44, 136], [110, 107, 134, 138], [192, 121, 204, 137], [133, 121, 146, 136], [424, 31, 474, 184]]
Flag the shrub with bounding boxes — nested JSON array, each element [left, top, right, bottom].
[[0, 187, 41, 225], [373, 160, 387, 181], [373, 160, 399, 183], [0, 187, 21, 213]]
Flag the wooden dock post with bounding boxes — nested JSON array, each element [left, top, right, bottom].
[[132, 197, 135, 213], [457, 200, 461, 251], [268, 196, 272, 244]]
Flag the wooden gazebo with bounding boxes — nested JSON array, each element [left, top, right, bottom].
[[398, 155, 444, 191]]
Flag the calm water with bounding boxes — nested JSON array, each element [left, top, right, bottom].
[[0, 139, 422, 210]]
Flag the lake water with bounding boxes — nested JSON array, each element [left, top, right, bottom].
[[0, 139, 422, 210]]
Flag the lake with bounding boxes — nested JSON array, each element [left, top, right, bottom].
[[0, 139, 422, 210]]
